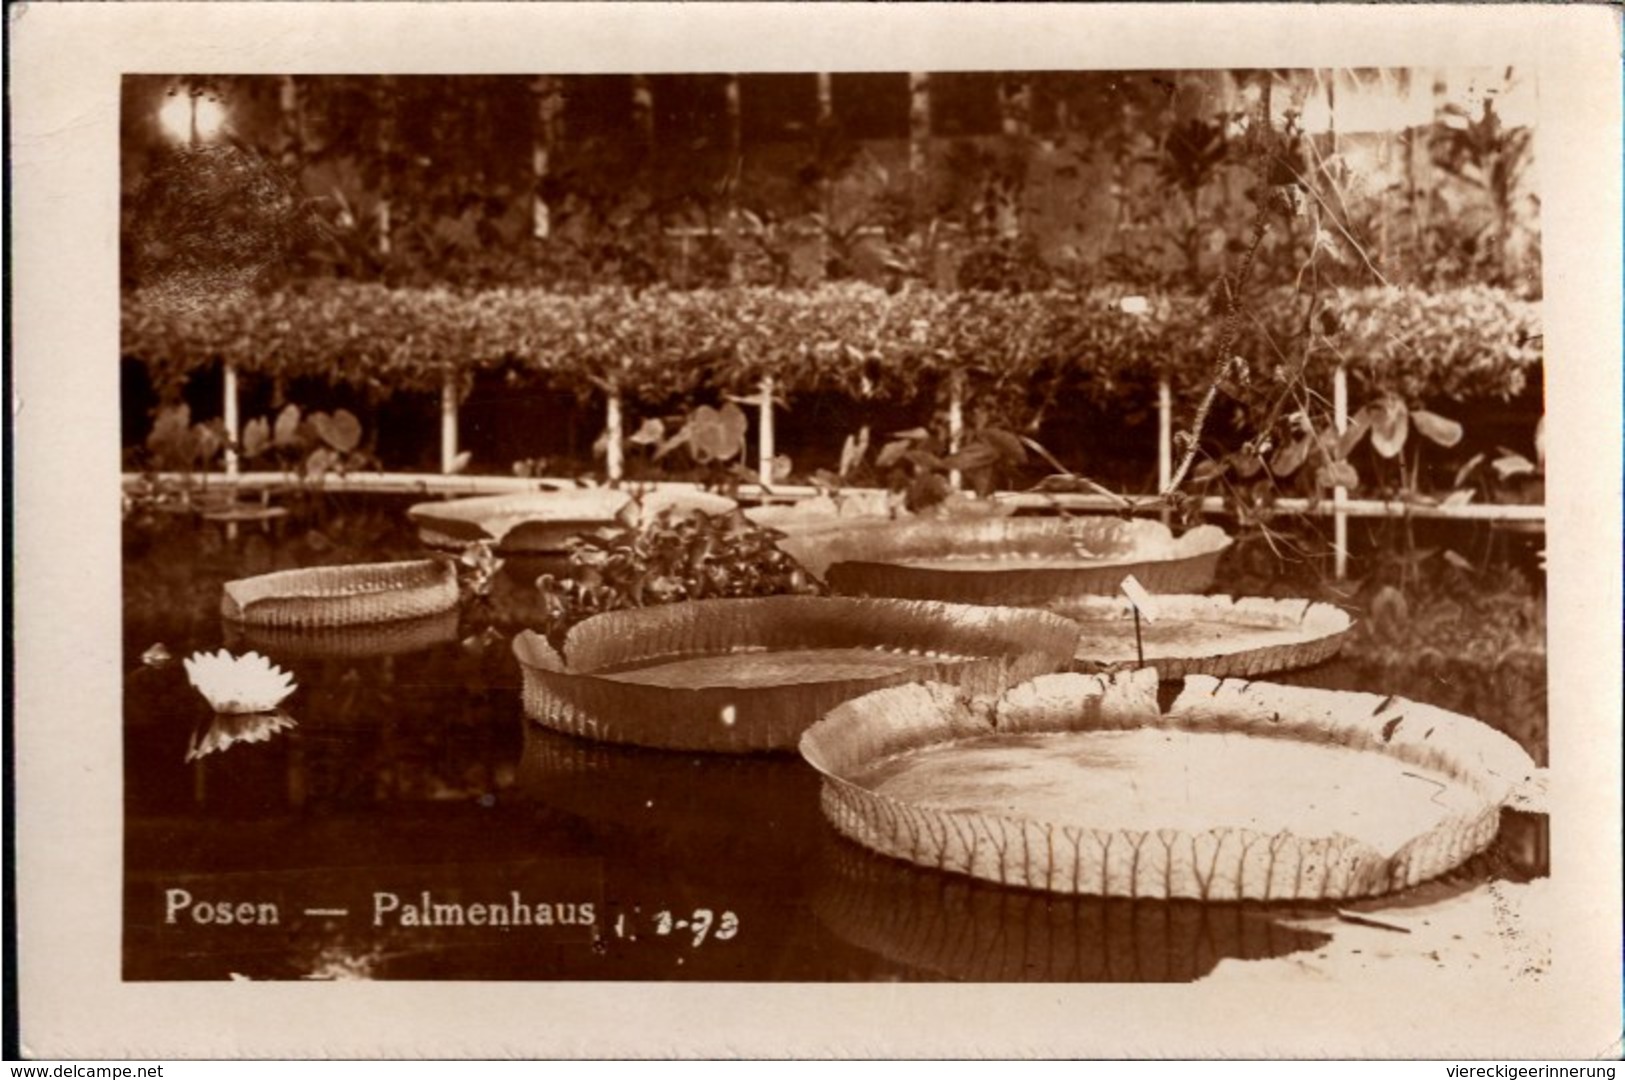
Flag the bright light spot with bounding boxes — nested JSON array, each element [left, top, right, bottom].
[[720, 704, 737, 727], [158, 92, 228, 144]]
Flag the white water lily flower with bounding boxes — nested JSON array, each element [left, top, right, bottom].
[[183, 649, 297, 714]]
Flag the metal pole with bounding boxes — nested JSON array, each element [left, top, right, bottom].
[[1333, 364, 1350, 580], [223, 362, 240, 478], [757, 375, 776, 487], [1157, 375, 1173, 522], [440, 377, 459, 474], [605, 388, 625, 482], [947, 369, 964, 491]]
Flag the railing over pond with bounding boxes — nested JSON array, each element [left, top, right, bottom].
[[127, 348, 1545, 583]]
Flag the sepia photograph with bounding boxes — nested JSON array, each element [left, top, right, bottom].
[[11, 2, 1622, 1061]]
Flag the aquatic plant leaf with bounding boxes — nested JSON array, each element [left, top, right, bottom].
[[273, 404, 302, 448], [304, 446, 336, 477], [192, 422, 224, 466], [1316, 460, 1359, 490], [1410, 409, 1463, 448], [313, 408, 362, 453], [838, 430, 869, 477], [628, 417, 665, 446], [979, 428, 1028, 465], [1453, 452, 1486, 488], [875, 439, 912, 469], [1270, 435, 1311, 477], [1443, 549, 1474, 571], [1231, 449, 1264, 478], [652, 426, 690, 461], [241, 417, 271, 459], [146, 404, 193, 456], [681, 404, 748, 464], [1492, 452, 1537, 480], [1368, 397, 1409, 459], [1336, 409, 1372, 458], [802, 671, 1534, 899], [942, 443, 1001, 473], [902, 448, 947, 472]]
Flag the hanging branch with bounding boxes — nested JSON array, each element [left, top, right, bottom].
[[1160, 79, 1304, 500], [1161, 187, 1272, 498]]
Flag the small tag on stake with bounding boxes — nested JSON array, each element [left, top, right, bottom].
[[1119, 575, 1161, 621]]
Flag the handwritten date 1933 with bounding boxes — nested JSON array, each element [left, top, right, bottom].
[[610, 908, 739, 947]]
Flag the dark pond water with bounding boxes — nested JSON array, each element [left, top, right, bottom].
[[122, 500, 1547, 981]]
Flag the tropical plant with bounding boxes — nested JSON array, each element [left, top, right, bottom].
[[533, 507, 821, 646], [1428, 77, 1537, 291], [236, 403, 377, 482], [869, 424, 1035, 512], [623, 400, 790, 492]]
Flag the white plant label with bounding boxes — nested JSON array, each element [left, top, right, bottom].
[[1119, 574, 1161, 621]]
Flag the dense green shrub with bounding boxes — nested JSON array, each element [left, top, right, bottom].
[[122, 281, 1541, 413]]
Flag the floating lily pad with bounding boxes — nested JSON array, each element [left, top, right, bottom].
[[224, 609, 461, 659], [801, 671, 1543, 900], [744, 492, 896, 536], [777, 516, 1229, 604], [409, 488, 738, 554], [221, 559, 459, 629], [1046, 594, 1353, 679], [512, 596, 1082, 753]]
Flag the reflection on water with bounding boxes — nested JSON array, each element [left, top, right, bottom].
[[123, 510, 1550, 982], [814, 834, 1333, 982], [186, 709, 297, 763]]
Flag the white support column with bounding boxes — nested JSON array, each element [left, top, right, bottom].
[[1333, 364, 1350, 580], [1157, 375, 1173, 523], [605, 387, 625, 482], [947, 369, 965, 491], [1157, 376, 1173, 490], [756, 375, 776, 487], [223, 362, 240, 478], [440, 377, 459, 475]]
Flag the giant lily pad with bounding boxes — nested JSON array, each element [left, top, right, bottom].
[[512, 596, 1082, 753], [801, 671, 1543, 900], [743, 491, 895, 538], [409, 488, 737, 554], [224, 609, 461, 660], [777, 516, 1230, 604], [222, 559, 459, 629], [1047, 594, 1353, 680]]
